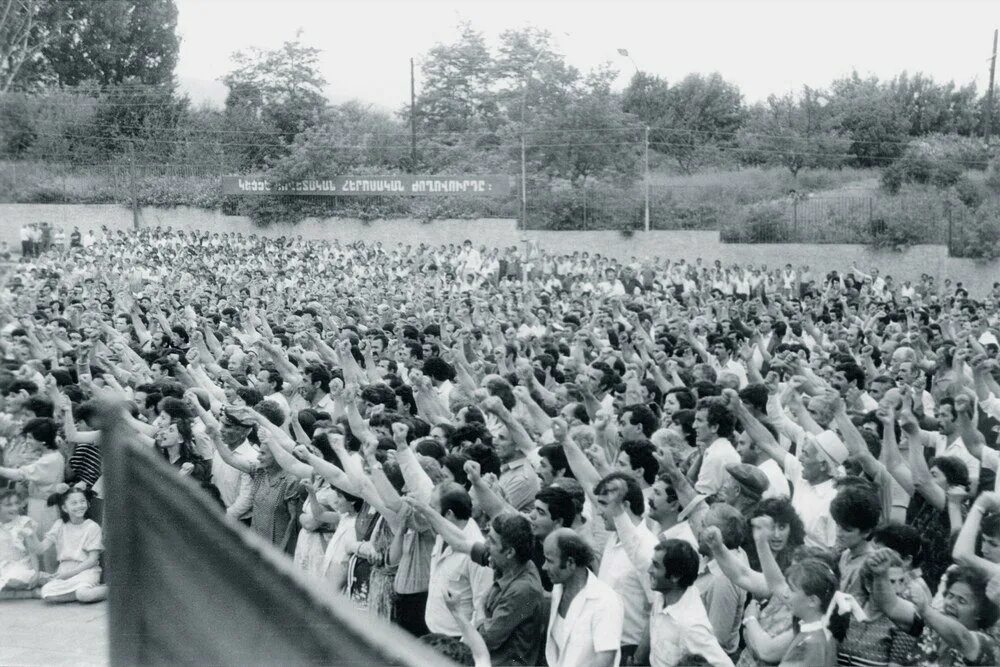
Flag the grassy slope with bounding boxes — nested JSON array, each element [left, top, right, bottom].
[[0, 161, 972, 246]]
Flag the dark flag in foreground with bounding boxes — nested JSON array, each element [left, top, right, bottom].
[[95, 401, 455, 667]]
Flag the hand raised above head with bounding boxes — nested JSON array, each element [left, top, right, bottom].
[[463, 460, 482, 484], [750, 515, 774, 541]]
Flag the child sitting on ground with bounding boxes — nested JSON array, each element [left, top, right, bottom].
[[24, 485, 106, 603], [0, 489, 40, 594]]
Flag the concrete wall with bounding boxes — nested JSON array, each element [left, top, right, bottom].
[[2, 203, 996, 295]]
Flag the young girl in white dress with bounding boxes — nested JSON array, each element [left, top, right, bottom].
[[25, 486, 107, 603], [0, 489, 40, 592]]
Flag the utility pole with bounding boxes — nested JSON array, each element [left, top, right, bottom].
[[128, 141, 139, 230], [520, 51, 545, 231], [520, 134, 527, 230], [410, 58, 418, 170], [986, 29, 998, 143], [643, 126, 650, 232]]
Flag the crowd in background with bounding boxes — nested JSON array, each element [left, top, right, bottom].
[[3, 225, 1000, 666]]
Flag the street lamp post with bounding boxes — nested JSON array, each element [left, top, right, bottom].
[[619, 48, 650, 233], [520, 50, 546, 230]]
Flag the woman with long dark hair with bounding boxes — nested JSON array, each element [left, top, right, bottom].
[[154, 398, 211, 484]]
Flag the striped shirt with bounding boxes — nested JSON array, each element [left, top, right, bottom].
[[69, 442, 102, 487]]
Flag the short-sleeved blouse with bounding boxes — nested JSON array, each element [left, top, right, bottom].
[[0, 516, 37, 566], [44, 519, 103, 564], [20, 450, 65, 499]]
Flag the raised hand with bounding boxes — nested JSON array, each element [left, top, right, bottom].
[[512, 385, 533, 404], [750, 515, 774, 542], [721, 388, 741, 412], [763, 371, 780, 395], [463, 460, 482, 485], [865, 548, 895, 577], [702, 525, 725, 552], [481, 396, 505, 415], [551, 417, 568, 443], [947, 486, 969, 504], [586, 443, 611, 469], [975, 491, 1000, 513], [383, 423, 407, 453]]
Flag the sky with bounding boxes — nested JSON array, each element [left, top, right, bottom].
[[174, 0, 999, 111]]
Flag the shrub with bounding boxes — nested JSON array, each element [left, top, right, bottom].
[[720, 202, 788, 243], [868, 214, 922, 250], [881, 135, 989, 194], [951, 199, 1000, 260], [954, 177, 985, 209], [986, 159, 1000, 195]]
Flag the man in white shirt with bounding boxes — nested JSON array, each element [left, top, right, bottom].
[[543, 528, 623, 667], [645, 475, 700, 552], [210, 413, 257, 519], [783, 432, 845, 549], [425, 483, 493, 636], [693, 503, 747, 657], [693, 403, 741, 497], [594, 473, 656, 663], [710, 339, 749, 388], [734, 428, 790, 499], [253, 367, 291, 423], [648, 538, 734, 667], [732, 393, 842, 549], [288, 364, 336, 414]]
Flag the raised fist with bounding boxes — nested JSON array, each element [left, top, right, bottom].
[[702, 525, 725, 552], [391, 422, 409, 447], [750, 515, 774, 541], [463, 460, 482, 484]]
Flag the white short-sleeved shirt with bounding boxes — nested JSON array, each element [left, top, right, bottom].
[[545, 571, 624, 667], [695, 438, 740, 497], [599, 521, 656, 644], [758, 458, 791, 499], [45, 519, 102, 566], [320, 514, 357, 584], [650, 585, 735, 667], [783, 453, 837, 549]]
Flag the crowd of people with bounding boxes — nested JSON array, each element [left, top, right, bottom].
[[3, 224, 1000, 666], [17, 223, 93, 259]]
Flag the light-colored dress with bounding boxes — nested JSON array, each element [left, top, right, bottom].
[[20, 450, 65, 537], [321, 514, 358, 591], [0, 515, 38, 589], [39, 519, 103, 599], [293, 487, 337, 577]]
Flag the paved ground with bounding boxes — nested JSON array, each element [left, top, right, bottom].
[[0, 600, 108, 666]]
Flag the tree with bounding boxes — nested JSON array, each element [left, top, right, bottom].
[[887, 72, 981, 137], [736, 90, 849, 177], [644, 72, 746, 173], [529, 77, 640, 186], [828, 72, 909, 167], [66, 83, 189, 164], [275, 101, 408, 177], [40, 0, 178, 86], [491, 27, 579, 126], [222, 33, 329, 168], [621, 72, 671, 129], [410, 22, 498, 134], [1, 0, 179, 91], [0, 0, 61, 92]]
